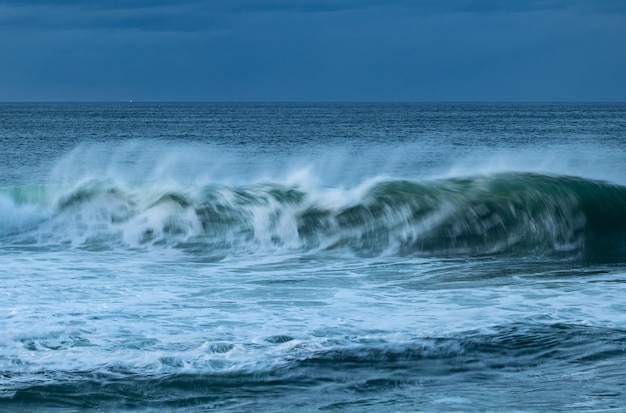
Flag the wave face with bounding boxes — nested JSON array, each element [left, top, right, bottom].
[[2, 172, 625, 261]]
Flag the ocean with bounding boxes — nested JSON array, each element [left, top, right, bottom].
[[1, 102, 625, 412]]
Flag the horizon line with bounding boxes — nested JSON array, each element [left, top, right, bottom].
[[1, 100, 625, 104]]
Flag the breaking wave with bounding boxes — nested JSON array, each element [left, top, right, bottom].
[[1, 173, 625, 260]]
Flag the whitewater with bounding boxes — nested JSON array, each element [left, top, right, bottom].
[[1, 102, 626, 411]]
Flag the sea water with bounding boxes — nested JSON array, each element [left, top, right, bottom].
[[1, 102, 626, 411]]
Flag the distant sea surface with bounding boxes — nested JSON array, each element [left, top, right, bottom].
[[1, 102, 626, 412]]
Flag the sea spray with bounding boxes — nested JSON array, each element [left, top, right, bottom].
[[3, 103, 626, 412]]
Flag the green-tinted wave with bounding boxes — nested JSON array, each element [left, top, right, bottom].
[[1, 173, 625, 261]]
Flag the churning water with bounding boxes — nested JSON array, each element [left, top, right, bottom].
[[1, 103, 626, 411]]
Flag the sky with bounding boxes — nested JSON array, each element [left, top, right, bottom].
[[1, 0, 625, 102]]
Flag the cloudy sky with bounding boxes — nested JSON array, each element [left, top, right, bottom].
[[1, 0, 625, 101]]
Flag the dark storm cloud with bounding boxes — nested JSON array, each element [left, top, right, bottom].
[[0, 0, 577, 31], [2, 0, 623, 32], [0, 0, 624, 101], [0, 0, 377, 34]]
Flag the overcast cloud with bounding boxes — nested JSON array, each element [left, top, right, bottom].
[[1, 0, 624, 101]]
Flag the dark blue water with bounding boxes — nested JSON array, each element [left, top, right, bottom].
[[1, 103, 626, 411]]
